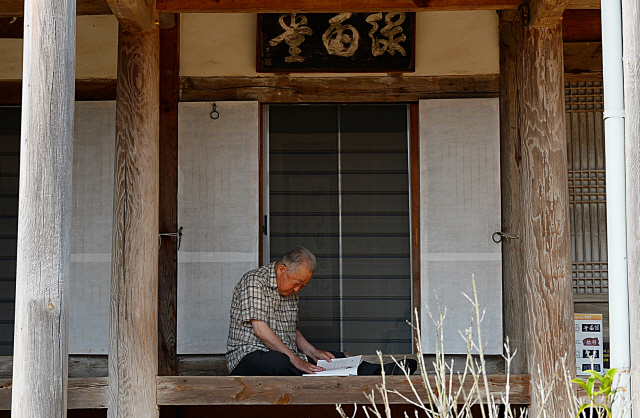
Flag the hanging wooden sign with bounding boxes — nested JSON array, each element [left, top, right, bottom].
[[257, 12, 415, 72]]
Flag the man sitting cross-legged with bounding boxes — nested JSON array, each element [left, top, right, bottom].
[[225, 246, 417, 376]]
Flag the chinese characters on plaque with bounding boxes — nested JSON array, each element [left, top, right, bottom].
[[574, 313, 604, 375], [258, 12, 415, 72]]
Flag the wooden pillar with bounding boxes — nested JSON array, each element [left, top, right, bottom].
[[499, 13, 527, 376], [108, 23, 160, 418], [518, 20, 576, 415], [11, 0, 75, 415], [623, 0, 640, 401]]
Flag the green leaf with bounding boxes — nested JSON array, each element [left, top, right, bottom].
[[603, 405, 612, 418], [602, 376, 613, 392], [577, 403, 591, 418], [572, 378, 589, 392], [587, 376, 596, 394], [586, 370, 605, 384]]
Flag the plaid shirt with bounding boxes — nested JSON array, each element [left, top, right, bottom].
[[226, 262, 307, 373]]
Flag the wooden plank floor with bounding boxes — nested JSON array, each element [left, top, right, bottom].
[[0, 375, 531, 410]]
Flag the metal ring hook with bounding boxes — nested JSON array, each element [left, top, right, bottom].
[[210, 103, 220, 120], [492, 231, 519, 243]]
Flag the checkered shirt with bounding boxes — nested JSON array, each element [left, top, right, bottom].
[[226, 262, 307, 373]]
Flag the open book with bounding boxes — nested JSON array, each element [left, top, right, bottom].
[[303, 355, 362, 376]]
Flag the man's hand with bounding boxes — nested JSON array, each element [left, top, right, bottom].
[[310, 349, 335, 363], [251, 320, 326, 374], [290, 356, 326, 374]]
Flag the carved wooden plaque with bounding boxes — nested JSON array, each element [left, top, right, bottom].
[[257, 12, 415, 72]]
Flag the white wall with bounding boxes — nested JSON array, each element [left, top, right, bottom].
[[0, 11, 499, 80]]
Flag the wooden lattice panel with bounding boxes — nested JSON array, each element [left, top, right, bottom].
[[565, 81, 608, 295]]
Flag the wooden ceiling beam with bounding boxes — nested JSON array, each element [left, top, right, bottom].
[[0, 0, 600, 18], [0, 0, 111, 17], [155, 0, 521, 13]]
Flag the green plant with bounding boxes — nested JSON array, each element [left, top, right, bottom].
[[571, 368, 618, 418]]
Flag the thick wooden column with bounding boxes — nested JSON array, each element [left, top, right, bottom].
[[623, 0, 640, 401], [108, 23, 160, 418], [518, 21, 575, 415], [11, 0, 75, 415], [499, 14, 527, 375]]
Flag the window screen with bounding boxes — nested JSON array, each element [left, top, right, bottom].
[[0, 107, 20, 356], [268, 104, 412, 355]]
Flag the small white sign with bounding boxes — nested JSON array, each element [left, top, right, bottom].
[[575, 314, 604, 375]]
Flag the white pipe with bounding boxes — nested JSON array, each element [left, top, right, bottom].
[[600, 0, 631, 414]]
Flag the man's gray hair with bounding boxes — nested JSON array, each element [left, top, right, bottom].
[[277, 246, 316, 273]]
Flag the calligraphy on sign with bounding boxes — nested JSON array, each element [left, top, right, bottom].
[[257, 12, 415, 72]]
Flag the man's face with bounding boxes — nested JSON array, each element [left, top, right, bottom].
[[276, 262, 312, 296]]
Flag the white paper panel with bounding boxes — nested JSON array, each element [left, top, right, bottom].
[[69, 101, 116, 354], [419, 98, 502, 354], [178, 101, 260, 354]]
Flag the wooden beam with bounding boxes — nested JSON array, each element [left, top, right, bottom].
[[180, 75, 500, 102], [106, 0, 158, 32], [623, 0, 640, 403], [109, 22, 160, 418], [566, 0, 599, 9], [0, 79, 117, 105], [1, 378, 109, 410], [498, 13, 527, 376], [0, 0, 600, 17], [564, 42, 602, 73], [528, 0, 569, 27], [410, 102, 421, 349], [158, 14, 179, 378], [11, 0, 75, 415], [0, 17, 22, 37], [156, 0, 520, 13], [518, 20, 576, 415], [562, 9, 601, 42], [0, 0, 111, 17], [156, 375, 532, 406]]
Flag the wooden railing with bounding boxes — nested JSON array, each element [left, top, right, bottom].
[[0, 374, 531, 410]]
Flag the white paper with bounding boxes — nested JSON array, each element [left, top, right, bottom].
[[304, 355, 362, 376]]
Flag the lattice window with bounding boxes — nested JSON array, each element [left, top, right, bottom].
[[565, 81, 608, 294]]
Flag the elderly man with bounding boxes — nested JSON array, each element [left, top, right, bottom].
[[226, 246, 417, 376]]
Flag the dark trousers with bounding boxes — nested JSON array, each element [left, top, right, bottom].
[[230, 350, 381, 376]]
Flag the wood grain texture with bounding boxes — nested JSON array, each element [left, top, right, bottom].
[[156, 375, 530, 406], [180, 75, 500, 102], [11, 0, 75, 415], [529, 0, 569, 28], [0, 0, 111, 17], [0, 0, 600, 17], [622, 0, 640, 402], [518, 21, 576, 415], [109, 23, 160, 418], [0, 79, 116, 105], [410, 102, 421, 349], [175, 354, 504, 376], [156, 0, 520, 12], [106, 0, 158, 32], [498, 15, 527, 375], [1, 378, 108, 410], [566, 0, 599, 9], [562, 9, 601, 42], [0, 17, 23, 37], [564, 42, 602, 74], [158, 14, 179, 378]]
